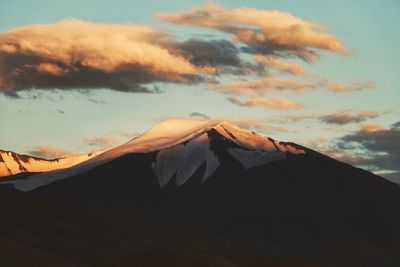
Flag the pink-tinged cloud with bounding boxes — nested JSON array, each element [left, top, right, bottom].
[[228, 96, 303, 110], [319, 79, 375, 92], [215, 78, 315, 95], [158, 4, 348, 61], [215, 117, 291, 135], [0, 19, 217, 94], [319, 110, 380, 124], [359, 123, 385, 132], [214, 76, 374, 97], [26, 145, 76, 159], [254, 55, 305, 76]]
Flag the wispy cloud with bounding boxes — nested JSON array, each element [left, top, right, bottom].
[[83, 135, 119, 150], [318, 79, 375, 92], [229, 118, 291, 135], [214, 78, 315, 96], [190, 112, 210, 119], [319, 110, 380, 125], [118, 131, 141, 139], [26, 145, 76, 159], [270, 109, 386, 125], [227, 96, 303, 110], [254, 55, 306, 76]]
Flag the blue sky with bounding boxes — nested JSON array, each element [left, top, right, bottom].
[[0, 1, 399, 180]]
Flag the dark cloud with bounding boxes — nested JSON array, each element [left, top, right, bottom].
[[335, 122, 400, 183], [189, 112, 210, 119], [0, 52, 198, 94], [84, 136, 119, 150], [176, 39, 240, 68], [87, 98, 107, 105], [319, 111, 379, 125], [175, 38, 264, 76], [392, 121, 400, 128], [48, 109, 65, 114]]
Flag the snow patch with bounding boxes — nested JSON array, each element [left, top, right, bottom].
[[152, 133, 219, 186]]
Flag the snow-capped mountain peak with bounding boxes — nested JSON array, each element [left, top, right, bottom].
[[2, 118, 305, 191], [0, 150, 104, 177]]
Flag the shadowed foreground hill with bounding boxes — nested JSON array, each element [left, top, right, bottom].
[[0, 186, 329, 267]]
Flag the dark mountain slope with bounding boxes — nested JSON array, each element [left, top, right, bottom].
[[1, 120, 399, 266], [11, 129, 398, 267]]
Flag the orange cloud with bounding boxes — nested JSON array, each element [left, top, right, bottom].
[[318, 79, 375, 92], [359, 123, 385, 132], [0, 19, 214, 93], [158, 4, 348, 61], [213, 76, 374, 97], [228, 96, 303, 110], [215, 78, 315, 95], [254, 55, 305, 76]]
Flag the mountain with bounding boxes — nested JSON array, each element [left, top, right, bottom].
[[1, 118, 400, 267], [0, 149, 103, 177], [3, 119, 304, 191]]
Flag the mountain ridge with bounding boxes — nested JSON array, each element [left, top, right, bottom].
[[1, 118, 400, 266], [0, 149, 103, 177], [1, 119, 306, 190]]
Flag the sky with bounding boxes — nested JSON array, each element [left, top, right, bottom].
[[0, 0, 399, 182]]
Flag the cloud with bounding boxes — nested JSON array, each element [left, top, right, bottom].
[[214, 75, 375, 96], [87, 98, 107, 104], [215, 78, 315, 96], [174, 39, 240, 70], [158, 4, 348, 61], [334, 122, 400, 183], [359, 123, 385, 132], [319, 110, 379, 125], [0, 19, 219, 94], [227, 96, 303, 110], [391, 121, 400, 128], [254, 55, 305, 76], [229, 118, 290, 135], [118, 131, 141, 139], [0, 8, 372, 115], [26, 145, 76, 159], [84, 135, 119, 150], [190, 112, 210, 119], [48, 109, 65, 114], [318, 79, 374, 92]]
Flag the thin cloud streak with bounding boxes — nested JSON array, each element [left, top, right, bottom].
[[84, 136, 119, 150], [319, 111, 380, 125], [26, 145, 76, 159], [227, 96, 303, 110]]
